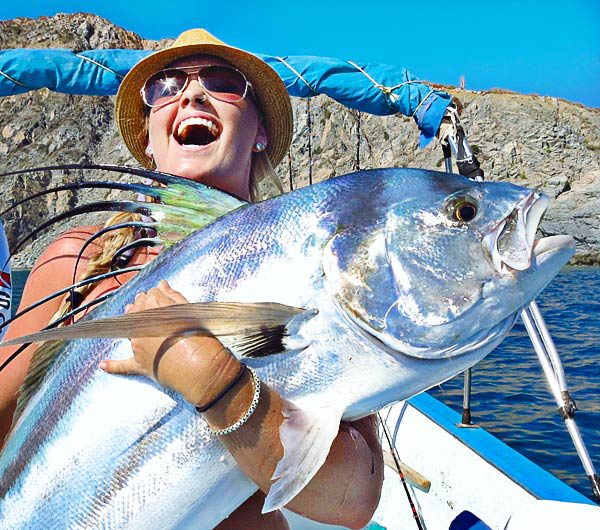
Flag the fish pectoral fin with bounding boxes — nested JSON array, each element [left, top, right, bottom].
[[262, 401, 344, 513], [1, 302, 312, 358]]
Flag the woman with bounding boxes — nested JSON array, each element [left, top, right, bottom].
[[0, 29, 383, 529]]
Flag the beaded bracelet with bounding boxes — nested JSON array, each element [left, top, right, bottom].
[[207, 366, 261, 436]]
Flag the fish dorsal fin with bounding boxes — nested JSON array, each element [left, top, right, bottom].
[[263, 402, 345, 512], [2, 165, 246, 266], [11, 339, 67, 428]]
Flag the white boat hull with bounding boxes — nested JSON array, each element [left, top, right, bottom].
[[285, 393, 599, 529]]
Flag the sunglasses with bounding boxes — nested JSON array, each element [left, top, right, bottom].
[[141, 65, 252, 108]]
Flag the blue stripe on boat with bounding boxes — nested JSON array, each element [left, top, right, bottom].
[[409, 392, 594, 505]]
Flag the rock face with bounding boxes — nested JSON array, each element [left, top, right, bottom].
[[1, 13, 599, 267]]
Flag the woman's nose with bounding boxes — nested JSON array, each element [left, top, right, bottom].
[[179, 79, 209, 108]]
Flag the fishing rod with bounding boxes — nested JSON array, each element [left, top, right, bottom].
[[379, 411, 426, 530], [439, 105, 600, 503]]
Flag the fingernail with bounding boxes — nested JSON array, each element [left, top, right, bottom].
[[99, 361, 108, 371]]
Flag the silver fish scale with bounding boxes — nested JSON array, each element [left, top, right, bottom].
[[0, 168, 573, 528]]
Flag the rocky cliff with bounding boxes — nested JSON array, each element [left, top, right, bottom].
[[1, 13, 599, 267]]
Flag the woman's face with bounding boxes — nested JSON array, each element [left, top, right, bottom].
[[146, 54, 266, 200]]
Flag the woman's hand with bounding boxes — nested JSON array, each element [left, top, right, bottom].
[[99, 280, 242, 407]]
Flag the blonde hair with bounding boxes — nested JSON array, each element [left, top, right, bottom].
[[250, 150, 283, 201]]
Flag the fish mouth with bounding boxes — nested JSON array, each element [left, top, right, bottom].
[[483, 192, 554, 273], [174, 116, 221, 147]]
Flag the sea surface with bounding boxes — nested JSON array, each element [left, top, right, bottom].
[[9, 267, 600, 502]]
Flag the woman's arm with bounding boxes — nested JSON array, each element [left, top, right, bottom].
[[0, 226, 102, 445], [101, 281, 383, 529]]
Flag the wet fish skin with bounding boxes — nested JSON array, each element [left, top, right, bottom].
[[0, 168, 574, 528]]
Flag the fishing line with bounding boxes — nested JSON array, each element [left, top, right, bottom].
[[1, 297, 109, 370], [70, 222, 157, 301], [0, 163, 245, 200], [3, 201, 154, 269], [306, 98, 313, 186], [378, 411, 425, 530], [0, 164, 180, 187], [0, 181, 164, 218], [0, 292, 111, 374], [110, 238, 162, 272], [51, 293, 112, 328]]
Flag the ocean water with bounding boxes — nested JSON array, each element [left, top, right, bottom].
[[9, 268, 600, 501]]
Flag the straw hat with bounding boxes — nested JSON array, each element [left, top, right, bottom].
[[115, 29, 293, 170]]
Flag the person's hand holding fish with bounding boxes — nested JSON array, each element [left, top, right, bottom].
[[99, 279, 385, 528], [99, 280, 244, 412]]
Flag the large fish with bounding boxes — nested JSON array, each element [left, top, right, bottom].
[[0, 168, 574, 528]]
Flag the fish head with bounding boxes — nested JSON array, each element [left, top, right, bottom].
[[324, 170, 575, 359]]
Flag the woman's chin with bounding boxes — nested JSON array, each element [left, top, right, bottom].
[[155, 160, 211, 182], [155, 157, 250, 199]]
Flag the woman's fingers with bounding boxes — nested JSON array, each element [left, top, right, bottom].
[[125, 282, 189, 316], [157, 280, 189, 304], [99, 357, 143, 375]]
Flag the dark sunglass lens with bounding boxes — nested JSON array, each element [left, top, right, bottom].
[[201, 66, 247, 99], [144, 69, 187, 106]]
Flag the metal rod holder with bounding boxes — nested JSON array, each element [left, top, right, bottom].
[[521, 305, 600, 503], [461, 368, 472, 425]]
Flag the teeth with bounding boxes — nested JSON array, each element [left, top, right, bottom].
[[177, 117, 219, 139]]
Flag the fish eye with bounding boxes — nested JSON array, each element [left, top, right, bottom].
[[452, 200, 478, 223]]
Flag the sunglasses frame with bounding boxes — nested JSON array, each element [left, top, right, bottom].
[[141, 65, 253, 108]]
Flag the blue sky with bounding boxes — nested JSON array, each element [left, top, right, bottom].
[[2, 0, 599, 107]]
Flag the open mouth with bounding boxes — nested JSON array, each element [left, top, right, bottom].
[[483, 192, 549, 272], [174, 117, 220, 147]]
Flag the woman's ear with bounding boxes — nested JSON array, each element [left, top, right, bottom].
[[252, 124, 268, 153], [145, 143, 154, 157]]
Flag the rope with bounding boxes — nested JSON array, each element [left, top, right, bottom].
[[75, 54, 124, 80], [275, 56, 317, 95], [348, 60, 434, 116], [411, 89, 435, 117], [0, 69, 29, 88], [349, 61, 424, 93], [0, 54, 124, 90]]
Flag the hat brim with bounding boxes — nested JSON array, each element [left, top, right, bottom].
[[115, 42, 293, 170]]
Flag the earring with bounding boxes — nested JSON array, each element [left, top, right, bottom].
[[255, 141, 267, 152], [145, 145, 153, 157]]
